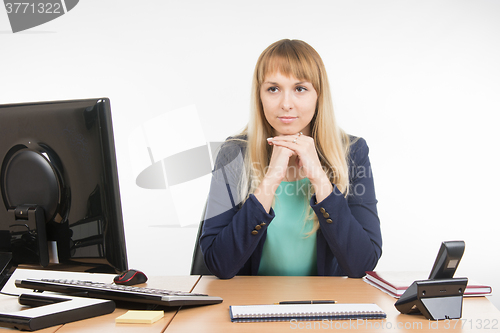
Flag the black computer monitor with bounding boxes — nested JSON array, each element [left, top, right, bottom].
[[0, 98, 128, 287]]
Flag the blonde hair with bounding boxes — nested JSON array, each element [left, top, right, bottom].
[[237, 39, 351, 232]]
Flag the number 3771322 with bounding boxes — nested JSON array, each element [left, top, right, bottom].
[[5, 2, 62, 14], [444, 319, 499, 330]]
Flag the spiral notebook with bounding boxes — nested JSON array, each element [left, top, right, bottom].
[[229, 303, 386, 322]]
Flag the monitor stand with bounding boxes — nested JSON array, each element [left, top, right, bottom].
[[8, 205, 49, 268], [0, 205, 50, 290]]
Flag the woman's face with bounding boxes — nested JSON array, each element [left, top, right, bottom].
[[260, 71, 318, 136]]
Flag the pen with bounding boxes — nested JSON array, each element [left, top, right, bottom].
[[276, 300, 337, 305]]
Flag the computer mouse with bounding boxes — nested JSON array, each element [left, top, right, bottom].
[[114, 269, 148, 286]]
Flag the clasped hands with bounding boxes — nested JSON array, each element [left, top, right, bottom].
[[266, 133, 333, 202]]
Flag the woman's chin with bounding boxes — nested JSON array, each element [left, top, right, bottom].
[[274, 129, 304, 136]]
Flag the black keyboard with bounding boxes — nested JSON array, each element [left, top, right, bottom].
[[15, 278, 223, 307]]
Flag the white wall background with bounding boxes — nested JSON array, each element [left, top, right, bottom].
[[1, 0, 499, 309]]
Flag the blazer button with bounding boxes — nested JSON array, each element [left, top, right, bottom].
[[260, 222, 266, 226], [323, 213, 330, 218], [255, 225, 262, 230], [251, 230, 259, 235], [326, 219, 333, 224], [320, 207, 326, 213]]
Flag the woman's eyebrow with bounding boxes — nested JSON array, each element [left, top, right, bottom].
[[262, 81, 310, 85]]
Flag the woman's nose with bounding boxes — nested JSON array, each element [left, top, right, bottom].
[[281, 91, 293, 110]]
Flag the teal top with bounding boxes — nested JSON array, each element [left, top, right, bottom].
[[258, 178, 317, 276]]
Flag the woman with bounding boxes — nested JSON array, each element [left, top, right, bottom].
[[200, 39, 382, 279]]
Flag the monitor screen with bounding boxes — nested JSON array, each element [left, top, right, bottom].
[[0, 98, 127, 286]]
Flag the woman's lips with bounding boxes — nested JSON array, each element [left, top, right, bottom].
[[278, 116, 297, 124]]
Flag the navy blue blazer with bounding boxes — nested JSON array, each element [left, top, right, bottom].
[[200, 136, 382, 279]]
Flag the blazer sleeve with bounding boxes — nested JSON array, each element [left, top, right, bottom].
[[310, 137, 382, 278], [199, 139, 275, 279]]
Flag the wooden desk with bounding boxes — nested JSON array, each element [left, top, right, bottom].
[[167, 276, 500, 332], [1, 275, 498, 332]]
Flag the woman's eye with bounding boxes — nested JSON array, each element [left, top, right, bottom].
[[296, 86, 307, 92], [267, 87, 279, 93]]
